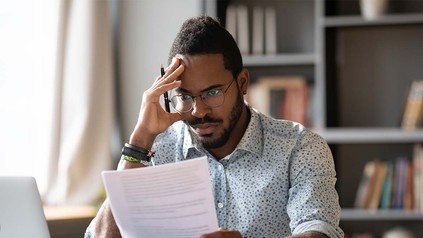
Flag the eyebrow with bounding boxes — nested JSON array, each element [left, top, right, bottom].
[[175, 83, 226, 94]]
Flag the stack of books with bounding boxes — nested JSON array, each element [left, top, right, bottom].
[[354, 143, 423, 211], [226, 4, 277, 55], [246, 76, 310, 126]]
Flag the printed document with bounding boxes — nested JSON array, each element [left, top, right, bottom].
[[102, 157, 219, 238]]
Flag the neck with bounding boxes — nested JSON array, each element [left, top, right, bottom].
[[208, 105, 250, 160]]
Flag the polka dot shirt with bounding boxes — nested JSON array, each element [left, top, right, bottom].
[[150, 107, 344, 238], [85, 106, 344, 238]]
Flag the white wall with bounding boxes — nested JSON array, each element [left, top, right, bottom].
[[116, 0, 205, 143]]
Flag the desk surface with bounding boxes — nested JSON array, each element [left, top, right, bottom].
[[44, 206, 97, 238], [44, 205, 97, 221]]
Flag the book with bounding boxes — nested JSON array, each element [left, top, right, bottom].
[[367, 160, 388, 210], [252, 6, 264, 55], [413, 143, 423, 211], [354, 160, 377, 209], [247, 76, 308, 125], [269, 88, 286, 119], [289, 85, 308, 125], [264, 6, 277, 55], [403, 158, 414, 210], [401, 80, 423, 131], [354, 159, 388, 209], [225, 5, 237, 41], [380, 160, 394, 209], [391, 157, 408, 209], [236, 5, 249, 55]]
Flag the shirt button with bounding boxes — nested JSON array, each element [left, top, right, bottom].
[[217, 202, 224, 208], [217, 164, 223, 171]]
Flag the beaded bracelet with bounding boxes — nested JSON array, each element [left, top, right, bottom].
[[121, 154, 149, 166]]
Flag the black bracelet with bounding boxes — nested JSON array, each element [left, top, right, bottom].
[[125, 143, 150, 154], [121, 143, 154, 162]]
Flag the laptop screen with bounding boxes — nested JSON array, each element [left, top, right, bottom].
[[0, 176, 51, 238]]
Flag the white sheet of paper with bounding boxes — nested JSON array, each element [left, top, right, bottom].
[[102, 156, 219, 238]]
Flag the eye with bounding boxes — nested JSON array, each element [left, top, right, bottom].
[[180, 94, 192, 101], [206, 89, 222, 97]]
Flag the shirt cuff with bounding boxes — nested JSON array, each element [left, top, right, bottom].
[[84, 218, 96, 238], [292, 220, 344, 238]]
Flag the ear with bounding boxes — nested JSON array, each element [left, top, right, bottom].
[[236, 68, 249, 95]]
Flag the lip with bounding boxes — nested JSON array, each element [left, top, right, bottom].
[[192, 123, 219, 136]]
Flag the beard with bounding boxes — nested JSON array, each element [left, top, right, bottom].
[[185, 93, 244, 149]]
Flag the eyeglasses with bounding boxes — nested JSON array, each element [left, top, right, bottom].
[[170, 79, 236, 113]]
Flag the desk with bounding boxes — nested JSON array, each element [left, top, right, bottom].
[[44, 206, 97, 238]]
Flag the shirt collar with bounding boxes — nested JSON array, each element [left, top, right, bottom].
[[181, 105, 264, 159], [182, 123, 197, 158], [235, 106, 263, 157]]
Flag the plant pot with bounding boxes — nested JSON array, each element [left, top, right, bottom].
[[360, 0, 388, 20]]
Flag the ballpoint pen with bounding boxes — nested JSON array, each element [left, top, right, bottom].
[[161, 65, 171, 113]]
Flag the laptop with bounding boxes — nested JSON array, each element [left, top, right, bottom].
[[0, 176, 51, 238]]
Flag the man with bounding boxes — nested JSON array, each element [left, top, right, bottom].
[[86, 15, 344, 238]]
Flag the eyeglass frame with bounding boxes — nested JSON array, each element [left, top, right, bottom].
[[169, 78, 237, 113]]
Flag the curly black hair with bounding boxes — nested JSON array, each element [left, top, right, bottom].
[[168, 15, 243, 78]]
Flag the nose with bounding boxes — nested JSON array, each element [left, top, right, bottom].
[[191, 97, 211, 118]]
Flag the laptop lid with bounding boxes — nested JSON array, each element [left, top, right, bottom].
[[0, 176, 51, 238]]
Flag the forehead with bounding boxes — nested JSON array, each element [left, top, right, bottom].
[[177, 54, 232, 91]]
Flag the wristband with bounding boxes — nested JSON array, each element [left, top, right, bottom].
[[124, 143, 154, 156], [121, 154, 150, 166], [121, 143, 154, 162]]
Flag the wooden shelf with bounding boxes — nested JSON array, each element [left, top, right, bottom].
[[242, 53, 316, 67], [322, 14, 423, 27], [316, 128, 423, 144], [341, 209, 423, 221]]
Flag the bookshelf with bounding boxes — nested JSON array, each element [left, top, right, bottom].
[[322, 14, 423, 27], [242, 53, 316, 67], [321, 0, 423, 236], [341, 209, 423, 221], [214, 0, 423, 236], [320, 128, 423, 144]]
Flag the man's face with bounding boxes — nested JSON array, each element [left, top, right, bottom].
[[174, 54, 244, 149]]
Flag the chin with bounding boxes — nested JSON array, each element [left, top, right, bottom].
[[199, 134, 228, 149]]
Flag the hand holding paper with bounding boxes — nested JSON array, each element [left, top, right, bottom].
[[102, 157, 218, 238]]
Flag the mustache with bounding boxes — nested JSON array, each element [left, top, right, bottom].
[[187, 116, 222, 126]]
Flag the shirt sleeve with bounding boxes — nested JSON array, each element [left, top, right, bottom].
[[84, 216, 96, 237], [287, 129, 344, 238]]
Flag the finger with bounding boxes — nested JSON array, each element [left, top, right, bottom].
[[164, 57, 182, 76], [154, 80, 181, 97], [153, 57, 181, 83], [152, 63, 184, 90], [152, 64, 184, 91], [163, 64, 184, 84], [152, 75, 161, 85]]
